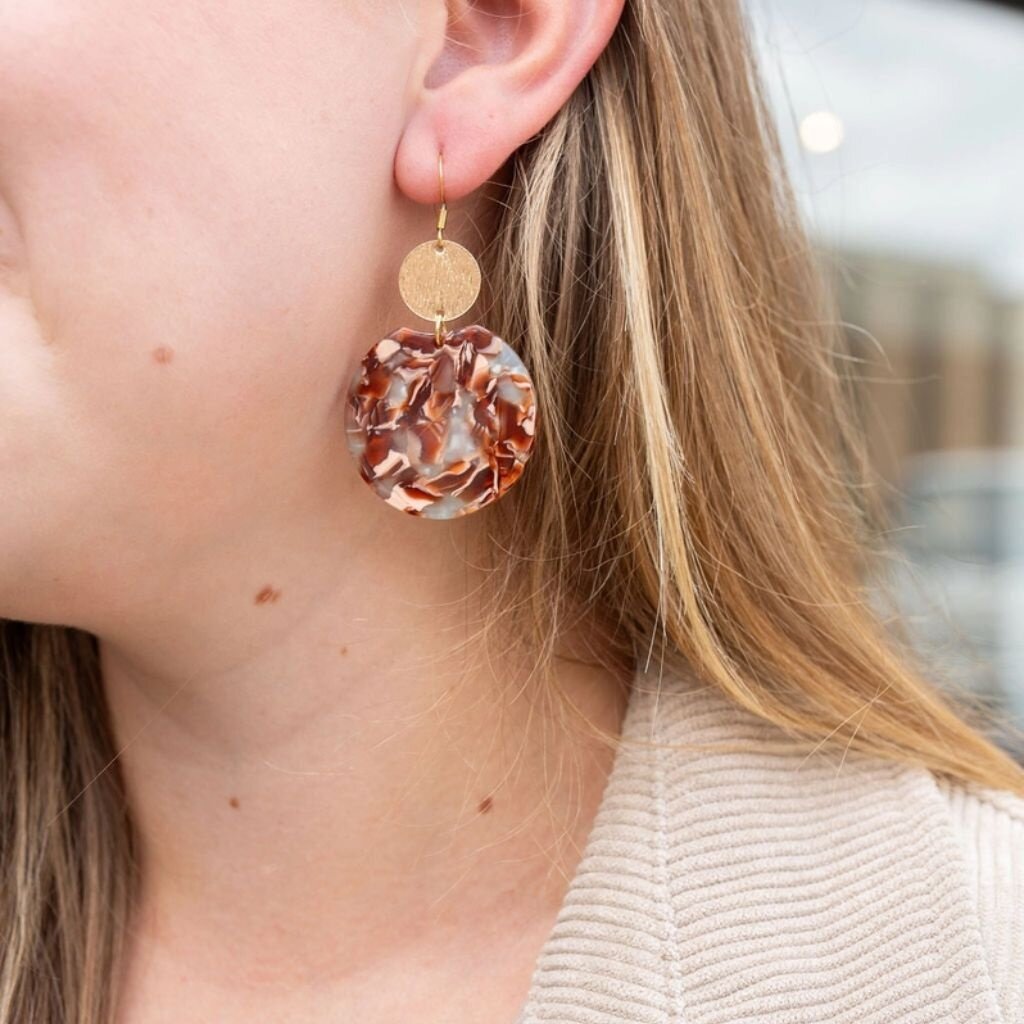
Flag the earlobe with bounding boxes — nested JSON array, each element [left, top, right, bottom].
[[393, 75, 514, 206], [394, 0, 625, 205]]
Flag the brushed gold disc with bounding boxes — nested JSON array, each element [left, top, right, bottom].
[[398, 239, 481, 322]]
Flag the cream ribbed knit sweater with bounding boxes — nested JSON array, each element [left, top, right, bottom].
[[513, 665, 1024, 1023]]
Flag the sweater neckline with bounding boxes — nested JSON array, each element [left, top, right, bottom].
[[512, 661, 1005, 1024]]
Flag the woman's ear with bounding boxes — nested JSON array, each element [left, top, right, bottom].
[[394, 0, 626, 204]]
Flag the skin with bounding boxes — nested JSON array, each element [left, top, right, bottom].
[[0, 1, 628, 1021]]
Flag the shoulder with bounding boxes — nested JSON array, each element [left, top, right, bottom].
[[933, 774, 1024, 1024], [612, 679, 1022, 1021]]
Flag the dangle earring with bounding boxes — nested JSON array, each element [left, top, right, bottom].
[[345, 151, 538, 519]]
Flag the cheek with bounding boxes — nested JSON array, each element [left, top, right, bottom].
[[0, 1, 411, 614]]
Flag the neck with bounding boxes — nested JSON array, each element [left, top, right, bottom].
[[98, 503, 629, 1008]]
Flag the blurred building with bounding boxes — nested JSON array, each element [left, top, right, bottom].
[[748, 0, 1024, 755], [828, 251, 1024, 483]]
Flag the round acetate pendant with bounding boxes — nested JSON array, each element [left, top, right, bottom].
[[345, 325, 537, 519]]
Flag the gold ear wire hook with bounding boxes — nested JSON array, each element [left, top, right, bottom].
[[435, 151, 447, 247], [434, 150, 446, 346]]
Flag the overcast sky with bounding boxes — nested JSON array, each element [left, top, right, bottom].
[[747, 0, 1024, 296]]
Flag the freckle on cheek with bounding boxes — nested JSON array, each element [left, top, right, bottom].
[[339, 645, 348, 656], [152, 345, 174, 364], [254, 585, 281, 605], [228, 796, 240, 809]]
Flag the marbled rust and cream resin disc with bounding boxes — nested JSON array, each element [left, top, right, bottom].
[[345, 325, 537, 518]]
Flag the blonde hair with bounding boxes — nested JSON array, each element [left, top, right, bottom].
[[3, 0, 1023, 1019]]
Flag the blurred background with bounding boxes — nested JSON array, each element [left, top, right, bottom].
[[747, 0, 1024, 759]]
